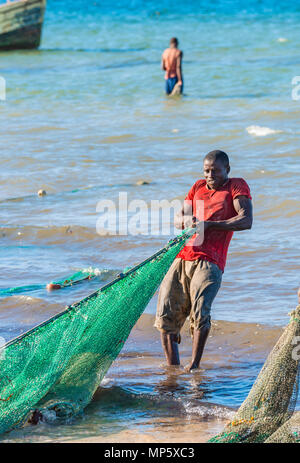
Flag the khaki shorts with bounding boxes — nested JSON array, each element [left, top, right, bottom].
[[154, 258, 222, 336]]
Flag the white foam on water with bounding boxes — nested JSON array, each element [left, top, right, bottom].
[[41, 410, 57, 423], [183, 400, 235, 420], [82, 267, 111, 276], [101, 377, 112, 386], [246, 125, 282, 137], [277, 37, 288, 42]]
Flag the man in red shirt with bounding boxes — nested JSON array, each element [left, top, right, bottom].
[[154, 150, 253, 371]]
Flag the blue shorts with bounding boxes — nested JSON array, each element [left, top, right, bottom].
[[165, 77, 182, 95]]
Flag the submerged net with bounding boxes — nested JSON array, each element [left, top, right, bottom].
[[209, 306, 300, 443], [0, 270, 97, 296], [50, 269, 97, 289], [0, 230, 193, 434]]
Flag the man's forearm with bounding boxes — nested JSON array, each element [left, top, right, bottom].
[[206, 214, 252, 232], [177, 66, 182, 83]]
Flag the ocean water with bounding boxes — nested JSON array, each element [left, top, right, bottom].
[[0, 0, 299, 442]]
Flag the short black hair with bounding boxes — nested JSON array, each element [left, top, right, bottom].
[[170, 37, 178, 46], [204, 150, 230, 168]]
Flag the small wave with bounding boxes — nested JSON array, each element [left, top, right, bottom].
[[1, 225, 100, 244], [0, 285, 44, 297], [183, 400, 235, 420], [40, 47, 147, 53], [101, 134, 135, 143], [0, 296, 61, 314], [81, 267, 115, 278], [0, 180, 149, 204], [246, 125, 283, 137]]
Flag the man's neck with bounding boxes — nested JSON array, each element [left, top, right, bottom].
[[206, 178, 229, 190]]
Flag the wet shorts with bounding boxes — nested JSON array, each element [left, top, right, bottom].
[[165, 76, 182, 95], [154, 258, 222, 336]]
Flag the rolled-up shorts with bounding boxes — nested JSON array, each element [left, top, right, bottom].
[[154, 258, 222, 336]]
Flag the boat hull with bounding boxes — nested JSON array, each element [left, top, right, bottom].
[[0, 0, 46, 50]]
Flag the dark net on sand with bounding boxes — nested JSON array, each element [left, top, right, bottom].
[[209, 306, 300, 443], [0, 230, 193, 435]]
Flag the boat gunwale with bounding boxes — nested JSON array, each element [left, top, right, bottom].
[[0, 0, 46, 12]]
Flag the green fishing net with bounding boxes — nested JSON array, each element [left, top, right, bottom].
[[51, 269, 97, 288], [0, 269, 96, 296], [209, 306, 300, 443], [0, 229, 193, 434]]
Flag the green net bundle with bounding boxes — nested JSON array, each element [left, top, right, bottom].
[[0, 230, 193, 434], [209, 306, 300, 443]]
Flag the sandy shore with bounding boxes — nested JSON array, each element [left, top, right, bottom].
[[60, 416, 228, 443]]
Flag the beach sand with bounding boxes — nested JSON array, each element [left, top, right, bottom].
[[59, 416, 228, 443]]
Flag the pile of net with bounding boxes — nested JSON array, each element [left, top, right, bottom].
[[0, 229, 193, 435], [208, 305, 300, 443]]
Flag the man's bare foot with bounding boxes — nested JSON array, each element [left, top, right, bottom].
[[185, 362, 200, 372]]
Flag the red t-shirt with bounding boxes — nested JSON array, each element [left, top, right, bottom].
[[177, 178, 252, 272]]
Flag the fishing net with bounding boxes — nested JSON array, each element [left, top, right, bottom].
[[209, 305, 300, 443], [0, 270, 97, 296], [265, 411, 300, 443], [49, 269, 97, 289], [0, 229, 193, 434]]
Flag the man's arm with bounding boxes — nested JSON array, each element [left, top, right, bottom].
[[176, 51, 183, 85], [204, 196, 253, 232], [161, 53, 166, 71]]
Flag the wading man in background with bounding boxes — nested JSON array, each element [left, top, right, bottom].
[[161, 37, 183, 95], [155, 150, 253, 371]]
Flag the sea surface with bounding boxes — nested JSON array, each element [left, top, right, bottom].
[[0, 0, 299, 442]]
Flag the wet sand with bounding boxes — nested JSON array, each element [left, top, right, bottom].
[[63, 416, 228, 443]]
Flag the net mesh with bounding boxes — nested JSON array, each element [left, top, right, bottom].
[[265, 411, 300, 443], [208, 306, 300, 443], [0, 230, 193, 434]]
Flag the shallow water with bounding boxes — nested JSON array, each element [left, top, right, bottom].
[[0, 0, 299, 442], [0, 315, 284, 443]]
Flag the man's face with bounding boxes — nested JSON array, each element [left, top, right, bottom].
[[203, 159, 229, 189]]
